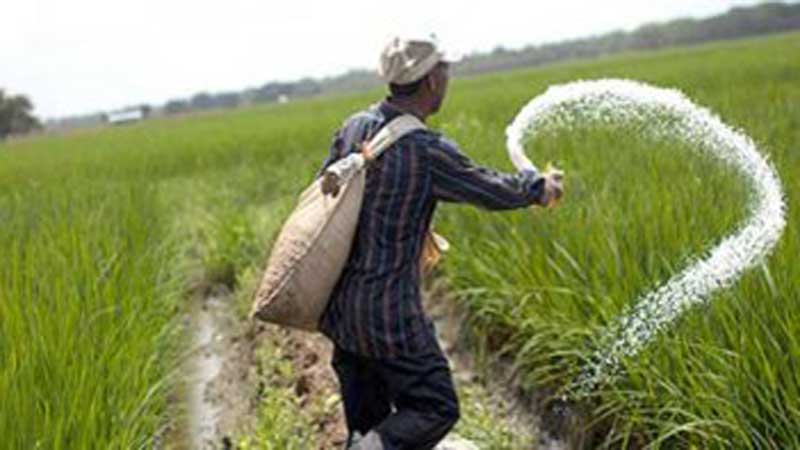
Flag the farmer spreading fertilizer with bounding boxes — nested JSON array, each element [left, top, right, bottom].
[[251, 34, 563, 450], [317, 35, 562, 449]]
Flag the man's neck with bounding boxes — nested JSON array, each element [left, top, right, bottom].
[[386, 97, 428, 122]]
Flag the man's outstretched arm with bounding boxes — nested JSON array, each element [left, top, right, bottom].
[[429, 136, 557, 210]]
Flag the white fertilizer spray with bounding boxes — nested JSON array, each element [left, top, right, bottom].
[[506, 79, 787, 397]]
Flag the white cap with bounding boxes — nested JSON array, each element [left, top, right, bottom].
[[378, 34, 459, 85]]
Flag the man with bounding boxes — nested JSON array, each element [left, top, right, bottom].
[[317, 35, 564, 450]]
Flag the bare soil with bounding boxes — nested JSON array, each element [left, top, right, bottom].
[[169, 278, 574, 449], [165, 281, 346, 449]]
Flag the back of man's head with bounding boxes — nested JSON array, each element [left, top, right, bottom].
[[379, 35, 456, 114]]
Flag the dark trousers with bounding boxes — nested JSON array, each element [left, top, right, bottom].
[[331, 344, 460, 450]]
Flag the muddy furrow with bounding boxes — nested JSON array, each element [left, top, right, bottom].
[[167, 279, 571, 449]]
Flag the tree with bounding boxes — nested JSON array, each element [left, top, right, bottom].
[[190, 92, 215, 109], [164, 99, 190, 115], [0, 89, 41, 140], [213, 92, 241, 108]]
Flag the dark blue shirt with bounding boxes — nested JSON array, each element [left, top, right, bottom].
[[318, 100, 544, 358]]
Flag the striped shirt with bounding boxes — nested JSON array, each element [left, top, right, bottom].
[[318, 100, 545, 358]]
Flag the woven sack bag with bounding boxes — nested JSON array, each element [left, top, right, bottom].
[[250, 114, 425, 330]]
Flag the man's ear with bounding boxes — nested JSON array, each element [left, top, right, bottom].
[[425, 74, 437, 94]]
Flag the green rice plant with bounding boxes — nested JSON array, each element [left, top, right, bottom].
[[1, 31, 798, 449], [434, 32, 800, 447], [0, 180, 183, 449], [0, 94, 365, 448]]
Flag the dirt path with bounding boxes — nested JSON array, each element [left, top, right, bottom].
[[166, 279, 572, 449], [165, 281, 348, 449], [425, 280, 571, 450], [273, 328, 349, 449], [163, 285, 261, 449]]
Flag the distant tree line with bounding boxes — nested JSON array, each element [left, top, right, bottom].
[[163, 78, 323, 115], [0, 90, 41, 140], [41, 1, 800, 132], [454, 2, 800, 76], [157, 2, 799, 118]]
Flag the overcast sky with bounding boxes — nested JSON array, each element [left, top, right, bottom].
[[2, 0, 764, 119]]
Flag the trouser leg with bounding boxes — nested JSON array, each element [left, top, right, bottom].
[[374, 347, 460, 450], [331, 345, 392, 446]]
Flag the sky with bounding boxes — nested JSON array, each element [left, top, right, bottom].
[[1, 0, 765, 119]]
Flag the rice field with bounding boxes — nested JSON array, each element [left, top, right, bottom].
[[1, 31, 798, 449]]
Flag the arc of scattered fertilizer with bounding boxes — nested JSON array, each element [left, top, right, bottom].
[[505, 79, 787, 396]]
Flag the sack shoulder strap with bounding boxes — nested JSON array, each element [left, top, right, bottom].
[[364, 114, 426, 160], [320, 114, 425, 195]]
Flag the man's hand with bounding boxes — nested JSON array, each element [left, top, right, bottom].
[[539, 165, 564, 208], [321, 171, 342, 197]]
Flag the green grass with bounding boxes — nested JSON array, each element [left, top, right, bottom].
[[0, 99, 357, 448], [435, 33, 800, 448], [1, 31, 798, 448]]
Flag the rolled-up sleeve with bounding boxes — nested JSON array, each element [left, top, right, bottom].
[[429, 136, 545, 210], [317, 114, 380, 178], [316, 128, 346, 178]]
